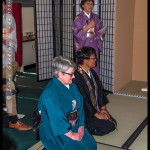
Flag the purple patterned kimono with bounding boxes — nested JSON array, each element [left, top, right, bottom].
[[72, 11, 104, 76]]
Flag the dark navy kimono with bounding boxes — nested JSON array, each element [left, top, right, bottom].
[[73, 69, 116, 136], [38, 77, 96, 150]]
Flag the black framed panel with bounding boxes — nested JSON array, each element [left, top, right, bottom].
[[53, 0, 62, 57], [62, 0, 74, 59], [99, 0, 115, 92], [35, 0, 54, 81]]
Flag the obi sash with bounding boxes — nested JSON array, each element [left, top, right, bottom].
[[86, 27, 96, 38], [65, 109, 79, 127]]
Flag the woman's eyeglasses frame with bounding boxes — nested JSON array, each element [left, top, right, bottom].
[[62, 72, 75, 77], [85, 2, 94, 6]]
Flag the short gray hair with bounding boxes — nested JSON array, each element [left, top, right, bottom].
[[52, 56, 76, 77]]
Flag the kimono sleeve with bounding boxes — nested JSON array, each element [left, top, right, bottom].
[[94, 15, 104, 44], [78, 95, 85, 127], [4, 14, 18, 53], [6, 14, 16, 32], [95, 15, 104, 31], [72, 16, 87, 50], [43, 96, 71, 136], [73, 84, 85, 127]]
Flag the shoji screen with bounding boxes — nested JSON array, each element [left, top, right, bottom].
[[62, 0, 74, 59], [35, 0, 54, 81], [35, 0, 115, 86], [99, 0, 115, 92], [35, 0, 74, 81], [53, 0, 61, 57]]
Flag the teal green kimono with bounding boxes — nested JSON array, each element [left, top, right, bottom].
[[38, 77, 96, 150]]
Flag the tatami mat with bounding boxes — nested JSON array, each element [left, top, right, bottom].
[[129, 125, 148, 150], [93, 94, 147, 148], [28, 94, 147, 150], [97, 143, 126, 150], [114, 80, 147, 99], [28, 141, 44, 150], [28, 141, 126, 150]]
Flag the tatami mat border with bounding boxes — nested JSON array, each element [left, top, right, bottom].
[[121, 117, 148, 149], [114, 92, 147, 99], [96, 142, 130, 150]]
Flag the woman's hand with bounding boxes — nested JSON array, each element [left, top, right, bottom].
[[78, 126, 84, 139], [100, 30, 107, 35], [83, 20, 96, 35], [88, 20, 96, 29], [64, 130, 83, 141], [72, 133, 83, 141]]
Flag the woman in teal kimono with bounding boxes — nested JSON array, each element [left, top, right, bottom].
[[38, 56, 97, 150]]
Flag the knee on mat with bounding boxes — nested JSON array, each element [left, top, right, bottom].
[[88, 122, 116, 136]]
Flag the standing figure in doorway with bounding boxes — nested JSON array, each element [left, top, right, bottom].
[[72, 0, 107, 76]]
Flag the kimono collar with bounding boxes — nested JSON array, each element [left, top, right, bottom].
[[83, 11, 91, 18], [65, 85, 69, 89], [52, 76, 75, 99], [53, 76, 70, 91], [82, 68, 91, 78]]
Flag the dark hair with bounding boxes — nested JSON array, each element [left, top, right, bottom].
[[80, 0, 94, 10], [76, 46, 96, 65]]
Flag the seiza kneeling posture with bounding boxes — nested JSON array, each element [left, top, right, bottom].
[[38, 56, 97, 150], [73, 46, 117, 136]]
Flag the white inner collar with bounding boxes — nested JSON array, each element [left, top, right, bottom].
[[82, 68, 91, 78], [66, 85, 69, 89], [84, 11, 91, 18]]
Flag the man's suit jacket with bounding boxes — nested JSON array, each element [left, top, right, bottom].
[[73, 69, 109, 119]]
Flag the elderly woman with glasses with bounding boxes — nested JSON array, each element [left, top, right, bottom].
[[38, 56, 97, 150], [72, 0, 107, 77]]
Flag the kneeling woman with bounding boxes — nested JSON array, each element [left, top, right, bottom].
[[38, 56, 97, 150]]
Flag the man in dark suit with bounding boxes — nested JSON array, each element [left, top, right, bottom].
[[73, 46, 117, 136]]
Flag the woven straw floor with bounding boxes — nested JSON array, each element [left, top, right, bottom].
[[114, 80, 147, 99], [93, 94, 147, 149], [28, 94, 147, 150]]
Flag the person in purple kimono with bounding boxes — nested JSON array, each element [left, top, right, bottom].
[[72, 0, 107, 76]]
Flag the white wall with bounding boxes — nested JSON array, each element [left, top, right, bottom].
[[21, 7, 35, 36]]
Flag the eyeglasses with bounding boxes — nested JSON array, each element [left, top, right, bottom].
[[85, 3, 94, 6], [62, 72, 74, 77]]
